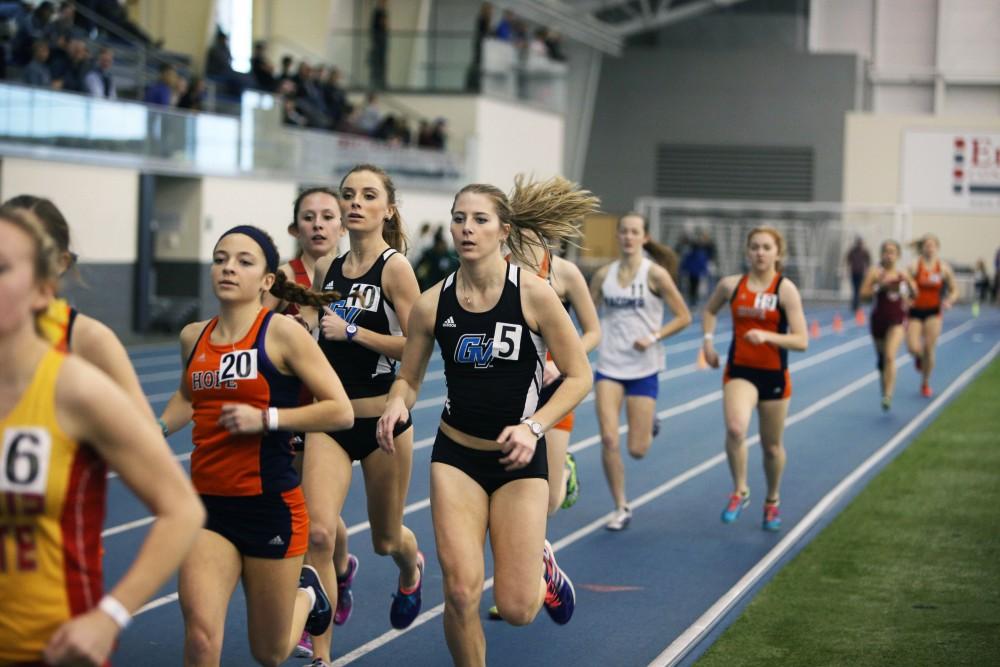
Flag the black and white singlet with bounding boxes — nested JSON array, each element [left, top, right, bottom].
[[318, 248, 402, 398], [435, 264, 546, 440]]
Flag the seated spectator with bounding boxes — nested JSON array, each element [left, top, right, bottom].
[[12, 1, 54, 65], [59, 37, 90, 92], [250, 40, 276, 91], [544, 29, 567, 61], [46, 33, 71, 81], [23, 39, 53, 88], [357, 92, 382, 134], [84, 46, 117, 98], [429, 117, 447, 150], [278, 54, 294, 82], [417, 119, 432, 147], [278, 78, 307, 127], [178, 76, 207, 110], [144, 62, 176, 106], [322, 66, 349, 129]]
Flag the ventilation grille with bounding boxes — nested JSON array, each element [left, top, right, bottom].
[[655, 144, 814, 201]]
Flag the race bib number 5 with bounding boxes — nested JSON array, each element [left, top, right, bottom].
[[0, 428, 52, 495]]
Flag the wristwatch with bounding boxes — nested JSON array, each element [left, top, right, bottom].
[[345, 323, 358, 342], [521, 419, 544, 440]]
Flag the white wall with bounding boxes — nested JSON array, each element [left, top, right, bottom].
[[843, 112, 1000, 266], [473, 96, 564, 188], [810, 0, 1000, 114], [199, 176, 299, 261], [0, 158, 139, 263]]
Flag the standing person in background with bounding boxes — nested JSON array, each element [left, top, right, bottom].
[[860, 240, 915, 411], [905, 234, 956, 397], [144, 62, 176, 106], [466, 2, 492, 91], [591, 213, 691, 531], [377, 175, 593, 665], [972, 259, 990, 316], [994, 246, 1000, 304], [84, 47, 117, 99], [681, 236, 709, 305], [369, 0, 388, 90], [846, 236, 871, 315], [0, 205, 204, 667], [415, 227, 460, 291], [703, 226, 808, 532]]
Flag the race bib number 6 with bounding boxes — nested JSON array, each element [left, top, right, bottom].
[[219, 349, 258, 382], [0, 428, 52, 495]]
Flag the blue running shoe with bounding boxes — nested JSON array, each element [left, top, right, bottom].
[[762, 502, 782, 532], [390, 551, 424, 629], [299, 565, 332, 636], [542, 540, 575, 625], [721, 491, 750, 523]]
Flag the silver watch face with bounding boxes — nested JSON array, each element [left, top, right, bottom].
[[529, 421, 543, 436]]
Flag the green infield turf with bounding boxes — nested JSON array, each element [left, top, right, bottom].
[[697, 358, 1000, 666]]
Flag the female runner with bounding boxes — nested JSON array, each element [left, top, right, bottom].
[[702, 226, 808, 531], [590, 213, 690, 531], [905, 234, 957, 397], [0, 206, 203, 666], [378, 175, 594, 666], [302, 164, 424, 666], [860, 240, 916, 410], [158, 225, 354, 666], [4, 194, 154, 419]]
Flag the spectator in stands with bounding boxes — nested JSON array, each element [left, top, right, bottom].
[[293, 61, 332, 128], [12, 1, 54, 65], [357, 92, 382, 134], [46, 32, 71, 82], [178, 76, 207, 110], [92, 0, 158, 48], [369, 0, 388, 90], [429, 117, 447, 150], [322, 66, 349, 129], [205, 28, 244, 96], [250, 40, 276, 91], [144, 62, 176, 106], [23, 39, 53, 88], [494, 9, 514, 41], [544, 29, 567, 62], [466, 2, 492, 91], [59, 37, 90, 92], [278, 78, 307, 127], [846, 236, 871, 313], [45, 2, 83, 43], [409, 222, 433, 262], [84, 46, 116, 98], [416, 120, 431, 147], [529, 28, 548, 57], [278, 54, 294, 81]]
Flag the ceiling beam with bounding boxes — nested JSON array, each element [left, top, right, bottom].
[[613, 0, 751, 37], [493, 0, 624, 55]]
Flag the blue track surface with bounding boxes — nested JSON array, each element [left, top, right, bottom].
[[105, 305, 1000, 666]]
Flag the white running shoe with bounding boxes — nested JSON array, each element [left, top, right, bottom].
[[605, 505, 632, 531]]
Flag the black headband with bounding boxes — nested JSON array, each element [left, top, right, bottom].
[[219, 225, 279, 273]]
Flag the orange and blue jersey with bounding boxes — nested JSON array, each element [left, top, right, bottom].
[[36, 298, 78, 352], [0, 349, 107, 663], [912, 259, 943, 310], [727, 273, 788, 372], [186, 308, 303, 497]]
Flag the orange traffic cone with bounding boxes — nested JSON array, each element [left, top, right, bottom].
[[832, 312, 843, 334], [696, 347, 708, 369], [855, 308, 865, 326], [810, 319, 821, 339]]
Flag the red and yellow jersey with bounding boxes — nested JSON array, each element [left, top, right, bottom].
[[912, 259, 943, 310], [0, 349, 107, 663], [186, 308, 303, 497], [727, 273, 788, 371], [36, 298, 78, 353], [281, 257, 312, 317]]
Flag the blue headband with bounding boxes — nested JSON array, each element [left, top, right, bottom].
[[219, 225, 279, 273]]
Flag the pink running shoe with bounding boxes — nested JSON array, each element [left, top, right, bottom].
[[334, 553, 359, 626]]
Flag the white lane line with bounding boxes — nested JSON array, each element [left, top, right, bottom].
[[327, 320, 980, 665], [648, 338, 1000, 667], [126, 319, 976, 624]]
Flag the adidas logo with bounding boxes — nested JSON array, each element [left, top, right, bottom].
[[268, 535, 285, 546], [324, 281, 336, 290], [443, 316, 456, 328]]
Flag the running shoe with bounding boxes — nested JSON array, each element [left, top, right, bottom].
[[881, 395, 892, 412], [921, 383, 933, 398], [390, 551, 424, 629], [487, 604, 502, 620], [762, 502, 782, 532], [294, 631, 313, 658], [299, 564, 333, 636], [542, 540, 576, 625], [605, 505, 632, 531], [652, 416, 661, 438], [561, 452, 580, 510], [914, 355, 923, 372], [334, 554, 359, 626], [307, 660, 331, 667], [721, 491, 750, 523]]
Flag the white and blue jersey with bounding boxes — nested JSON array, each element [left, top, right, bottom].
[[595, 258, 665, 380], [434, 264, 546, 440]]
